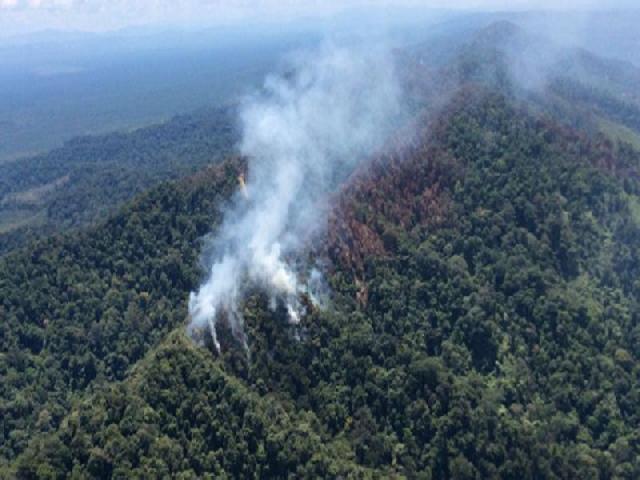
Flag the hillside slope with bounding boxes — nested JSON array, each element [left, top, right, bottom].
[[0, 107, 237, 256], [3, 85, 640, 478], [5, 19, 639, 261], [0, 160, 242, 466]]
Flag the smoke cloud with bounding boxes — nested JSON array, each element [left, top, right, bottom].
[[188, 41, 405, 351]]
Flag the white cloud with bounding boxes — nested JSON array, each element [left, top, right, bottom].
[[0, 0, 77, 10], [0, 0, 636, 36]]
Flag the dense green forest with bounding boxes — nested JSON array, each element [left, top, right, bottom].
[[0, 107, 237, 256], [3, 87, 640, 477], [4, 20, 640, 479], [3, 20, 640, 259]]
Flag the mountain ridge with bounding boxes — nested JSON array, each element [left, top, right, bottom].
[[4, 21, 640, 478]]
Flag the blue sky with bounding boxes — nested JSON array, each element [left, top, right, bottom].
[[0, 0, 635, 37]]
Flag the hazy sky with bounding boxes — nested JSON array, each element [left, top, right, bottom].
[[0, 0, 635, 37]]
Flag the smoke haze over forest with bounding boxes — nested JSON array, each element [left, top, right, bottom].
[[5, 0, 640, 477]]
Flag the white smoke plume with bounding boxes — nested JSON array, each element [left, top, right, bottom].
[[188, 41, 405, 351]]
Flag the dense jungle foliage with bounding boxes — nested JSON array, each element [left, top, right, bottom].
[[0, 107, 237, 256], [4, 20, 640, 480], [3, 86, 640, 478]]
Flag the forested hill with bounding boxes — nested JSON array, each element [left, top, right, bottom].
[[0, 159, 243, 471], [402, 20, 640, 146], [3, 82, 640, 478], [459, 21, 640, 142], [4, 19, 640, 260], [0, 106, 237, 256], [4, 21, 640, 478]]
